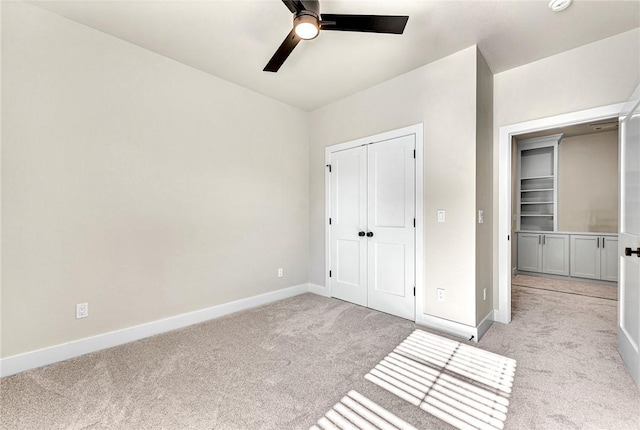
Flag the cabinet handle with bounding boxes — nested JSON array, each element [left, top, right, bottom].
[[602, 237, 605, 249], [538, 235, 541, 245], [366, 231, 374, 237], [597, 237, 600, 248], [358, 231, 366, 237], [543, 235, 546, 245]]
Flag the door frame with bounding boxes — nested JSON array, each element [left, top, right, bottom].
[[496, 103, 625, 324], [324, 124, 424, 320]]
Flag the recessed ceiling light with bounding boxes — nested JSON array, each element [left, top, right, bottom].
[[548, 0, 573, 12]]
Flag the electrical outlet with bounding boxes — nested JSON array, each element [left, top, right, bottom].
[[478, 210, 484, 224], [76, 303, 88, 319], [436, 288, 445, 301], [437, 210, 446, 223], [483, 288, 487, 301], [277, 268, 283, 278]]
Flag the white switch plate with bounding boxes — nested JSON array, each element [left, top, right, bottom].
[[478, 210, 484, 224], [277, 268, 283, 278], [483, 288, 487, 301], [76, 303, 88, 319], [437, 288, 445, 301], [437, 210, 445, 223]]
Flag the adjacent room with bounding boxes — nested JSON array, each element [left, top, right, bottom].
[[1, 1, 639, 429]]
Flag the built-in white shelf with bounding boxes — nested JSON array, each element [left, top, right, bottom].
[[516, 134, 562, 232]]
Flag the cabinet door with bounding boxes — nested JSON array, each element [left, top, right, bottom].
[[518, 233, 542, 273], [601, 236, 619, 282], [542, 234, 569, 276], [570, 235, 600, 280]]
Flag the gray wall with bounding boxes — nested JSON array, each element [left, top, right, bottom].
[[493, 28, 640, 308], [475, 49, 493, 325], [557, 131, 618, 233], [309, 47, 480, 327], [1, 2, 310, 357]]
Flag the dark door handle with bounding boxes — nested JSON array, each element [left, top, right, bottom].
[[358, 231, 365, 237], [366, 232, 374, 237], [625, 247, 640, 257]]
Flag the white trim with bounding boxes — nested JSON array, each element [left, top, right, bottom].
[[0, 283, 309, 378], [416, 311, 493, 343], [476, 311, 494, 341], [309, 283, 331, 297], [416, 314, 481, 343], [497, 103, 626, 324], [324, 124, 424, 321]]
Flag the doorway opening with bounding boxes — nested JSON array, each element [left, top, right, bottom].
[[497, 103, 626, 324]]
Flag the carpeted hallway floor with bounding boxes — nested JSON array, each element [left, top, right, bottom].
[[1, 282, 639, 429]]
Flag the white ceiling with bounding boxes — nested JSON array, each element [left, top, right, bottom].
[[30, 0, 640, 111]]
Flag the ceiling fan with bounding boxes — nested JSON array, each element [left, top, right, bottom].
[[264, 0, 409, 72]]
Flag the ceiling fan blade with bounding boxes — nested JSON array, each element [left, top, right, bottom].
[[281, 0, 306, 13], [320, 14, 409, 34], [264, 29, 302, 72]]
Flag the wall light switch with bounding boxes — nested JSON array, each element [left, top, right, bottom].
[[437, 210, 445, 223]]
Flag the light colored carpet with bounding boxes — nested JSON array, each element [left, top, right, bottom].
[[364, 329, 516, 430], [2, 288, 639, 429], [312, 390, 419, 430], [512, 274, 617, 300]]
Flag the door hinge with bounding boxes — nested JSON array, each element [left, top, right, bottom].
[[329, 218, 332, 225], [413, 287, 416, 296], [326, 164, 332, 173], [329, 270, 332, 278], [413, 149, 416, 159]]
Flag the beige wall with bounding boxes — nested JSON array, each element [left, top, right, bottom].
[[1, 2, 310, 357], [493, 29, 640, 308], [558, 131, 618, 233], [475, 49, 493, 324], [310, 47, 479, 327]]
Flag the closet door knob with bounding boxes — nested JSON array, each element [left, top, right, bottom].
[[366, 232, 374, 237], [358, 231, 366, 237], [625, 247, 640, 257]]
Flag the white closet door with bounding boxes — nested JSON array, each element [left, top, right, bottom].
[[366, 135, 416, 320], [330, 147, 368, 307]]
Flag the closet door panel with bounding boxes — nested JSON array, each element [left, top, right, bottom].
[[367, 135, 416, 320], [330, 147, 368, 307]]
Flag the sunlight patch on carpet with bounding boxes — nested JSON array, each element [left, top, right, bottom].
[[366, 330, 517, 430], [311, 390, 418, 430]]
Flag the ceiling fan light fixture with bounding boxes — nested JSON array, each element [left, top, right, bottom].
[[294, 15, 319, 40], [548, 0, 572, 12]]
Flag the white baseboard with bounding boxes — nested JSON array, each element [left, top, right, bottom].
[[416, 311, 494, 344], [309, 283, 330, 297], [477, 311, 494, 341], [0, 283, 309, 378]]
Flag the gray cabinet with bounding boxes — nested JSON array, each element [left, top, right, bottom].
[[517, 233, 569, 276], [601, 236, 618, 282], [571, 234, 618, 281]]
